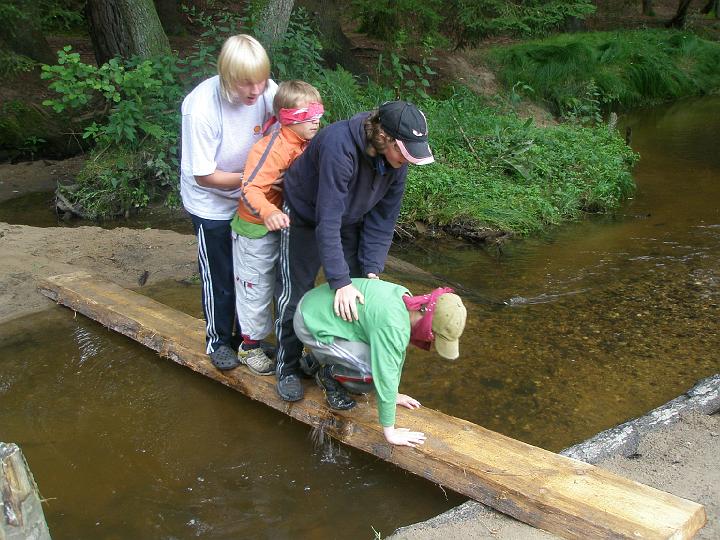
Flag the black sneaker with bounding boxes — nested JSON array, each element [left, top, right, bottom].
[[315, 366, 356, 411], [277, 373, 304, 402], [209, 345, 240, 371]]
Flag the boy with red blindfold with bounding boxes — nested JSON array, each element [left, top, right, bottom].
[[293, 278, 467, 448], [230, 80, 324, 375]]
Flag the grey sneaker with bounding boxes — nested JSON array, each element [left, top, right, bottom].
[[277, 373, 304, 401], [238, 346, 275, 376]]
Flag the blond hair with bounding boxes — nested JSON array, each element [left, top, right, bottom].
[[363, 110, 394, 156], [217, 34, 271, 103], [272, 80, 322, 116]]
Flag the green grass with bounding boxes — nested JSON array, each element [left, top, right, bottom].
[[487, 29, 720, 115], [401, 89, 638, 235]]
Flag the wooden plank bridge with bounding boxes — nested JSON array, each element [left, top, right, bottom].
[[38, 271, 707, 540]]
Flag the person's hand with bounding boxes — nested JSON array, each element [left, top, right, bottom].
[[396, 393, 421, 410], [264, 211, 290, 231], [367, 272, 379, 279], [383, 426, 426, 447], [334, 284, 364, 321]]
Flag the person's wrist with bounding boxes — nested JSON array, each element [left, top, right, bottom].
[[329, 275, 352, 290]]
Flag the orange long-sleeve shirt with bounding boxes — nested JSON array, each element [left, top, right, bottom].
[[236, 125, 307, 225]]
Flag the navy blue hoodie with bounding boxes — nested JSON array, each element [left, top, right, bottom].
[[283, 112, 408, 290]]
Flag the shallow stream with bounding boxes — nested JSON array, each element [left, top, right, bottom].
[[1, 97, 719, 538]]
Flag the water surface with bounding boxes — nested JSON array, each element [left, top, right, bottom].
[[397, 96, 720, 451], [0, 307, 462, 539], [2, 96, 719, 537]]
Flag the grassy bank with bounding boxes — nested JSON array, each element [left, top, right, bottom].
[[400, 89, 637, 237], [487, 29, 720, 117]]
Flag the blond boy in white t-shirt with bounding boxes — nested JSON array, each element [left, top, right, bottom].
[[180, 34, 277, 371]]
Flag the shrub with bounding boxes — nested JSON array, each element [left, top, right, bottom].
[[488, 30, 720, 116], [401, 88, 638, 234], [41, 47, 184, 215], [351, 0, 596, 48]]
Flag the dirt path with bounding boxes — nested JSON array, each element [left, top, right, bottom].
[[0, 159, 717, 539], [0, 159, 198, 323]]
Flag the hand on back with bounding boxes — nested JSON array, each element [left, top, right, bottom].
[[334, 284, 365, 321]]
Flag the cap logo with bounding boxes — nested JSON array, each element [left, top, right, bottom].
[[412, 129, 426, 137]]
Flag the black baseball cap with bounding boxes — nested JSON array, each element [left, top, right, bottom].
[[378, 101, 434, 165]]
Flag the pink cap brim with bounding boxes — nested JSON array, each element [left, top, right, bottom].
[[396, 139, 435, 165]]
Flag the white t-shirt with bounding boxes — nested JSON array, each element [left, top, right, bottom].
[[180, 75, 278, 220]]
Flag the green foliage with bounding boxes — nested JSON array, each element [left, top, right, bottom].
[[352, 0, 443, 43], [400, 89, 638, 234], [180, 4, 252, 83], [37, 6, 327, 219], [37, 0, 85, 32], [35, 2, 637, 237], [264, 9, 324, 82], [311, 67, 373, 123], [181, 6, 325, 84], [489, 30, 720, 117], [0, 50, 35, 77], [0, 100, 55, 158], [41, 46, 184, 216], [0, 0, 84, 33], [450, 0, 595, 46], [64, 148, 152, 219], [351, 0, 595, 48], [375, 50, 436, 101]]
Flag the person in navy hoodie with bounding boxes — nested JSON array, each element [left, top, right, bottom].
[[273, 100, 435, 402]]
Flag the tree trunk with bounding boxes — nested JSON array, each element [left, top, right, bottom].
[[154, 0, 185, 35], [85, 0, 171, 65], [701, 0, 719, 16], [0, 1, 55, 64], [642, 0, 654, 16], [255, 0, 295, 48], [296, 0, 367, 75], [666, 0, 694, 28]]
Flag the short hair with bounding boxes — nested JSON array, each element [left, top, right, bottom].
[[363, 110, 394, 156], [217, 34, 271, 103], [272, 80, 322, 116]]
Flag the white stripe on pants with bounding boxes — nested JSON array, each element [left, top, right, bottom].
[[293, 299, 372, 377]]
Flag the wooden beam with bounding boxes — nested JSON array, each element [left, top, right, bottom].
[[38, 271, 707, 540], [1, 443, 51, 540]]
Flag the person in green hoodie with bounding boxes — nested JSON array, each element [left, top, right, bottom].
[[293, 278, 467, 447]]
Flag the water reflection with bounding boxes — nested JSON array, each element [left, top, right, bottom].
[[0, 309, 462, 539], [0, 191, 194, 234]]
